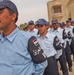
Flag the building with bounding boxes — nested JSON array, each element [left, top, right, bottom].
[[47, 0, 74, 23]]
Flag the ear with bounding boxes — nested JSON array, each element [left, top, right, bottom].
[[11, 13, 17, 21]]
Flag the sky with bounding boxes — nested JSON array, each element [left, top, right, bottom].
[[11, 0, 51, 26]]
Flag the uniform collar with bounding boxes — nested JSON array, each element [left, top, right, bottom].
[[0, 27, 19, 43], [53, 27, 61, 32], [28, 28, 36, 32], [45, 32, 49, 39], [37, 31, 49, 39], [57, 27, 61, 32], [66, 26, 72, 28]]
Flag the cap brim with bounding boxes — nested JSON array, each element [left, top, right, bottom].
[[0, 4, 6, 9], [36, 24, 44, 26], [52, 23, 57, 24]]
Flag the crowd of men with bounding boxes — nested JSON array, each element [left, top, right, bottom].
[[0, 0, 74, 75], [23, 19, 74, 75]]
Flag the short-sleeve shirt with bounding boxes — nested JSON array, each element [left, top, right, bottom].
[[0, 27, 47, 75], [36, 32, 57, 58]]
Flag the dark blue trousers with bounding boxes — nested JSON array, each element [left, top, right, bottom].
[[70, 37, 74, 56], [43, 56, 59, 75], [58, 48, 69, 75], [65, 41, 72, 68]]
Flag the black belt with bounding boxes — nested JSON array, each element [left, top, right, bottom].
[[47, 56, 55, 60]]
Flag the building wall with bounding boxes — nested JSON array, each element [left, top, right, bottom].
[[47, 0, 74, 23], [66, 0, 74, 20]]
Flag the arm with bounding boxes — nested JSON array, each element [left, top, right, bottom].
[[34, 60, 47, 75], [53, 36, 63, 50], [28, 36, 48, 75], [28, 36, 47, 64]]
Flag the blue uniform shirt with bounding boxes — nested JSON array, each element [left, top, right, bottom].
[[36, 32, 57, 58], [65, 26, 74, 37], [27, 28, 38, 36], [0, 27, 47, 75], [65, 26, 74, 45], [49, 27, 64, 59]]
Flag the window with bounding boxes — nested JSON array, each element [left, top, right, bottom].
[[68, 18, 71, 20], [53, 6, 62, 13]]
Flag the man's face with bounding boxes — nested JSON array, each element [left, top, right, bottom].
[[60, 26, 65, 29], [37, 25, 47, 35], [71, 22, 74, 26], [0, 8, 13, 30], [29, 24, 35, 30], [52, 23, 59, 30], [66, 22, 71, 27]]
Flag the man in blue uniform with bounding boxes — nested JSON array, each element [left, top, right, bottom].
[[50, 19, 69, 75], [71, 20, 74, 61], [36, 18, 60, 75], [60, 21, 73, 72], [0, 0, 47, 75], [71, 20, 74, 26], [60, 22, 66, 29], [27, 20, 38, 36], [65, 20, 73, 71]]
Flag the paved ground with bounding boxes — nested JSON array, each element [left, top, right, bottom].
[[59, 55, 74, 75]]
